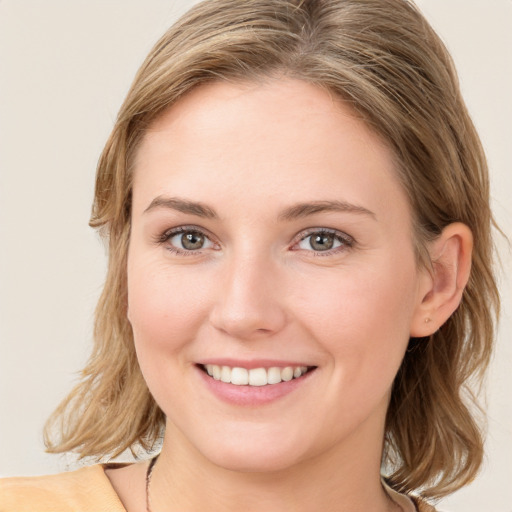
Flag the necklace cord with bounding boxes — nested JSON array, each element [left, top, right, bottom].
[[145, 455, 403, 512], [145, 455, 159, 512]]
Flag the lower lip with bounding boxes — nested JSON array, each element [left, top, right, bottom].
[[196, 366, 316, 406]]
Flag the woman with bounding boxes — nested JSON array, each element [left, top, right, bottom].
[[0, 0, 501, 511]]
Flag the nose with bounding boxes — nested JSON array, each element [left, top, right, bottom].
[[209, 252, 287, 340]]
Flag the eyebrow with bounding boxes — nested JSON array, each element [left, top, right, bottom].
[[143, 196, 375, 221], [278, 200, 376, 221], [143, 196, 218, 218]]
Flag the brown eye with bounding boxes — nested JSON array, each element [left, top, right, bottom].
[[296, 230, 353, 253], [309, 233, 335, 251], [181, 232, 205, 250], [167, 229, 214, 252]]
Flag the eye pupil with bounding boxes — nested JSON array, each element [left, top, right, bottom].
[[310, 233, 334, 251], [182, 232, 204, 250]]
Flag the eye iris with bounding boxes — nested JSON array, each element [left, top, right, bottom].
[[181, 232, 204, 250], [310, 233, 334, 251]]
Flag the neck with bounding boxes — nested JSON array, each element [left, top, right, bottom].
[[149, 422, 394, 512]]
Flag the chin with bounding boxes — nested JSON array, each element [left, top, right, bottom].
[[207, 448, 303, 474], [194, 431, 310, 474]]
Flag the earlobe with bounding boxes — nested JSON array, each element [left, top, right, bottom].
[[410, 222, 473, 337]]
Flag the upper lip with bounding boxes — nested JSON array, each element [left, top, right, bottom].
[[196, 358, 315, 370]]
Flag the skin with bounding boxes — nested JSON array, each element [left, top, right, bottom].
[[105, 78, 473, 511]]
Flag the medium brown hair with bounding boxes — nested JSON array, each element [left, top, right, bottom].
[[45, 0, 500, 499]]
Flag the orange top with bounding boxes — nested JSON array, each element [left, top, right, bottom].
[[0, 464, 436, 512], [0, 465, 125, 512]]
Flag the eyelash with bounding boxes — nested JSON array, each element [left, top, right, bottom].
[[155, 226, 217, 256], [155, 226, 355, 257], [292, 228, 355, 257]]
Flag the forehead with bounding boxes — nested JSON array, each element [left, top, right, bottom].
[[139, 79, 389, 162], [132, 78, 410, 227]]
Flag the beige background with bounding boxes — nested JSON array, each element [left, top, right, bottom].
[[0, 1, 510, 510]]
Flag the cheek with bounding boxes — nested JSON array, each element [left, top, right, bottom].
[[295, 254, 418, 384], [126, 257, 215, 415], [127, 258, 210, 355]]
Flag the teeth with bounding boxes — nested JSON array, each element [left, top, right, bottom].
[[220, 366, 231, 383], [231, 367, 249, 385], [203, 365, 310, 386], [248, 368, 267, 386], [281, 367, 294, 382], [267, 367, 282, 385]]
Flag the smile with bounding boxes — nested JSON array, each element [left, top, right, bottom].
[[201, 364, 313, 386]]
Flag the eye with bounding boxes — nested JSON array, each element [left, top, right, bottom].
[[295, 229, 354, 254], [170, 230, 212, 251], [157, 227, 216, 254]]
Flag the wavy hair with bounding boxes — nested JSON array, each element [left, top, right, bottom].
[[44, 0, 500, 499]]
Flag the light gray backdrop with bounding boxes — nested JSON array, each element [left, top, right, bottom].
[[0, 1, 510, 511]]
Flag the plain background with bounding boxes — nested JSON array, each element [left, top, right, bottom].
[[0, 1, 510, 510]]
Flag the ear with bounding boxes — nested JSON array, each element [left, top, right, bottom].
[[410, 222, 473, 337]]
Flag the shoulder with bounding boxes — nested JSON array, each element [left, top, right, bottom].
[[0, 464, 126, 512]]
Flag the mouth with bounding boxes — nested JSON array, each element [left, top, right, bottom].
[[199, 364, 316, 387]]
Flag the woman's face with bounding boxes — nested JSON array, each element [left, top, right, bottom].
[[127, 79, 429, 472]]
